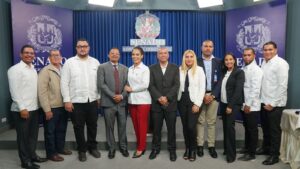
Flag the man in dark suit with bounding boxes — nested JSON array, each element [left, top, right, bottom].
[[97, 48, 129, 159], [148, 47, 180, 161], [196, 40, 222, 158]]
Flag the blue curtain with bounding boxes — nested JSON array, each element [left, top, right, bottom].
[[73, 10, 225, 67]]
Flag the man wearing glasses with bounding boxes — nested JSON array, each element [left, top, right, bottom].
[[61, 38, 101, 162]]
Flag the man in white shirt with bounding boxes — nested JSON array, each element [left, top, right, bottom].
[[8, 45, 47, 169], [61, 39, 101, 162], [259, 41, 289, 165], [238, 48, 263, 161]]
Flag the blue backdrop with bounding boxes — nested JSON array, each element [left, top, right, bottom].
[[73, 10, 225, 67]]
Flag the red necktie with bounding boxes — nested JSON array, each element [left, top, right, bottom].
[[113, 65, 120, 94]]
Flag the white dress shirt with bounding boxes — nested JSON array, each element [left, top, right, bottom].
[[128, 62, 151, 104], [202, 55, 215, 91], [242, 60, 263, 111], [160, 62, 168, 75], [61, 55, 100, 103], [7, 61, 39, 111], [261, 55, 289, 107], [177, 66, 206, 107], [221, 71, 232, 104]]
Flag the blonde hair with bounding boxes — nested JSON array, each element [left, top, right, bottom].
[[180, 49, 198, 76]]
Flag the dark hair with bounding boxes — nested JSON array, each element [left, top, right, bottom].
[[263, 41, 277, 49], [222, 52, 237, 73], [20, 44, 34, 53], [76, 38, 89, 44], [244, 47, 256, 54], [48, 49, 60, 56], [132, 46, 144, 56]]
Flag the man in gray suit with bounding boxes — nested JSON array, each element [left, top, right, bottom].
[[97, 47, 129, 159]]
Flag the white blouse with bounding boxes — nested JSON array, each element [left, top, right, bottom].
[[221, 71, 232, 104]]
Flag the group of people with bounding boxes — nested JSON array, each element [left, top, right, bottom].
[[7, 38, 289, 169]]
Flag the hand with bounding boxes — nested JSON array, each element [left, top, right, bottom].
[[192, 105, 200, 114], [124, 85, 133, 93], [203, 95, 213, 104], [113, 95, 123, 103], [226, 107, 232, 114], [243, 105, 251, 114], [45, 111, 53, 120], [263, 104, 273, 111], [20, 109, 29, 119], [64, 102, 74, 112], [161, 96, 169, 106], [97, 99, 101, 108]]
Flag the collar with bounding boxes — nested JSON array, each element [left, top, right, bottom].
[[131, 62, 144, 69], [20, 60, 34, 69], [202, 55, 215, 61], [75, 55, 90, 60], [244, 59, 258, 69], [160, 62, 168, 69], [110, 62, 119, 66], [265, 54, 278, 64]]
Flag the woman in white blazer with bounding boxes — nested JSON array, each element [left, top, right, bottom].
[[178, 50, 206, 161]]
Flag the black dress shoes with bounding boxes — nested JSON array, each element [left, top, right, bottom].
[[89, 149, 101, 158], [208, 147, 218, 158], [108, 150, 116, 159], [237, 147, 248, 154], [227, 158, 235, 163], [120, 149, 129, 157], [238, 154, 255, 161], [169, 151, 177, 161], [262, 156, 279, 165], [78, 152, 87, 162], [256, 147, 269, 155], [183, 149, 189, 160], [189, 150, 196, 162], [31, 156, 47, 163], [21, 162, 40, 169], [197, 146, 204, 157], [149, 150, 160, 160], [132, 150, 145, 158]]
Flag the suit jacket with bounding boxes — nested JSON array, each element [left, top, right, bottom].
[[97, 62, 128, 107], [197, 57, 222, 100], [148, 63, 180, 112], [222, 67, 245, 108]]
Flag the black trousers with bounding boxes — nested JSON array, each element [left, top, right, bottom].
[[12, 110, 39, 164], [151, 108, 177, 152], [178, 92, 199, 151], [242, 111, 259, 155], [71, 101, 98, 152], [260, 104, 284, 157], [221, 102, 240, 161]]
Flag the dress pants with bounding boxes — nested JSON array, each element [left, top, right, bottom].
[[12, 110, 39, 164], [220, 102, 240, 161], [103, 105, 128, 151], [178, 92, 199, 151], [151, 108, 177, 152], [242, 110, 258, 155], [260, 104, 284, 157], [71, 101, 98, 153], [129, 104, 151, 151], [44, 107, 69, 157]]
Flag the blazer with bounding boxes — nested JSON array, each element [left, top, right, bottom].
[[221, 67, 245, 109], [97, 62, 128, 107], [177, 66, 206, 107], [38, 64, 64, 113], [197, 57, 222, 100], [148, 63, 180, 112]]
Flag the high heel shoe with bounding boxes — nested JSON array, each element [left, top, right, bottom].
[[132, 150, 145, 158]]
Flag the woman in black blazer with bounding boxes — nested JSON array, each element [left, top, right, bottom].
[[220, 53, 245, 163]]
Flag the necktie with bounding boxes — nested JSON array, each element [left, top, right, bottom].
[[113, 65, 120, 94], [184, 69, 189, 92]]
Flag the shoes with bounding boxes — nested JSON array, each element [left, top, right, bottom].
[[21, 162, 40, 169], [78, 152, 87, 162], [237, 147, 248, 154], [188, 150, 196, 162], [183, 149, 189, 160], [31, 156, 47, 163], [120, 149, 129, 157], [169, 151, 177, 161], [208, 147, 218, 158], [108, 150, 116, 159], [262, 156, 279, 165], [197, 146, 204, 157], [227, 158, 235, 163], [256, 147, 269, 155], [58, 149, 72, 155], [149, 150, 160, 160], [132, 150, 145, 158], [238, 154, 255, 161], [89, 149, 101, 158], [48, 154, 64, 162]]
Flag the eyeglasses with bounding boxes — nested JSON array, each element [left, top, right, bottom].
[[76, 45, 89, 49], [50, 55, 62, 58], [22, 52, 34, 55]]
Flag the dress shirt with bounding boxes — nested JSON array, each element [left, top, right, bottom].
[[261, 55, 289, 107], [128, 62, 151, 104], [8, 60, 39, 111], [160, 62, 168, 75], [221, 71, 232, 104], [202, 55, 215, 91], [61, 55, 100, 103], [242, 60, 263, 111]]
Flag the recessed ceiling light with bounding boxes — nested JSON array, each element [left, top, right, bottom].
[[197, 0, 223, 8], [88, 0, 115, 7]]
